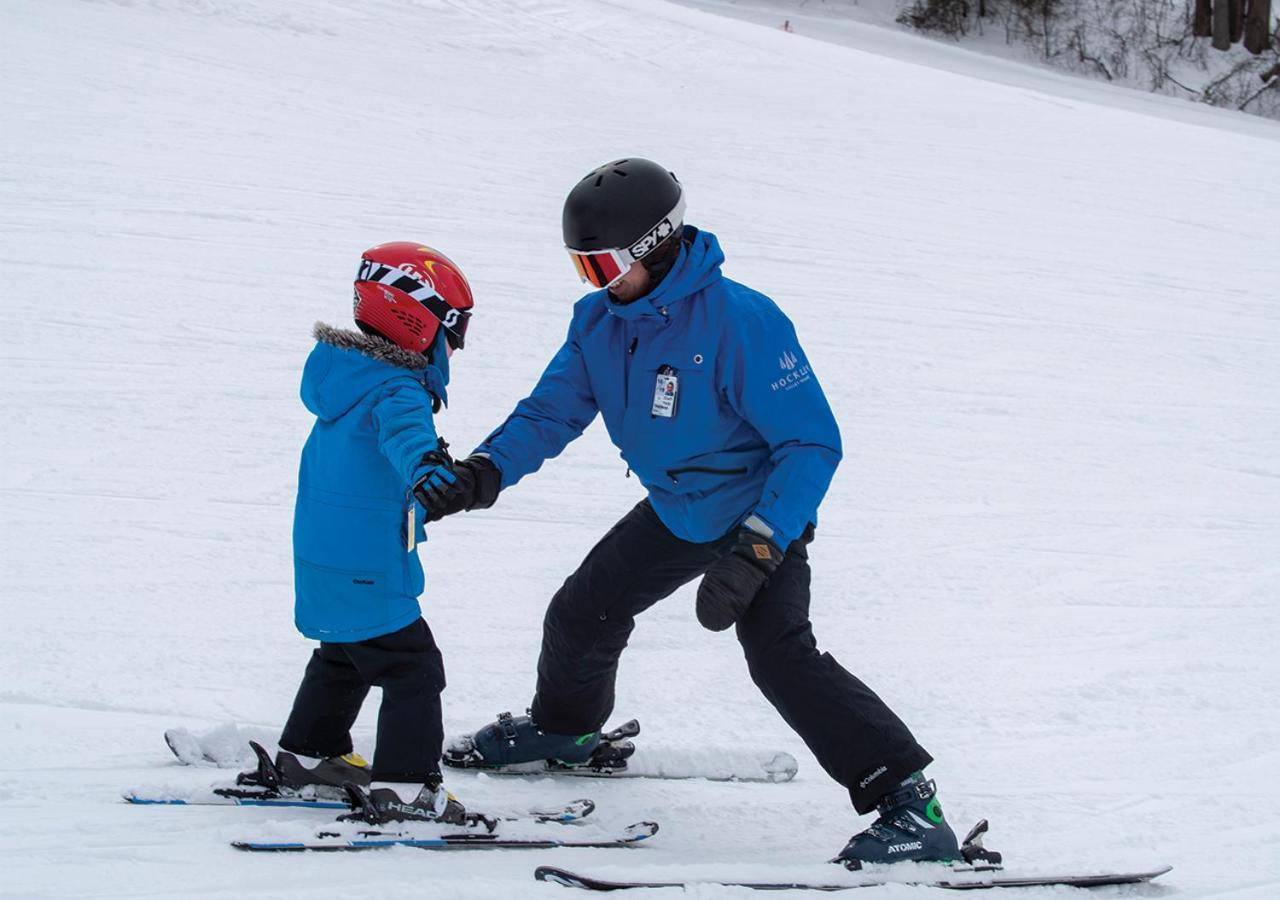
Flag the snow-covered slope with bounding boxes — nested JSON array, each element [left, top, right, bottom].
[[2, 0, 1277, 896], [676, 0, 1280, 132]]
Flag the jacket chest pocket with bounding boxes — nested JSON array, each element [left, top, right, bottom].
[[640, 347, 716, 421]]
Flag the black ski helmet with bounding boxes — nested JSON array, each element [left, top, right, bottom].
[[562, 158, 684, 256]]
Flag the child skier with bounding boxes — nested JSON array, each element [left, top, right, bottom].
[[237, 241, 475, 825]]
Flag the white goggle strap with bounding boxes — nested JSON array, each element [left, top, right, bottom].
[[625, 192, 686, 261]]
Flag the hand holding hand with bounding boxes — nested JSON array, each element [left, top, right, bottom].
[[420, 455, 501, 522], [412, 443, 461, 510]]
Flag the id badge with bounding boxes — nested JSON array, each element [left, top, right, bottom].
[[652, 365, 679, 418]]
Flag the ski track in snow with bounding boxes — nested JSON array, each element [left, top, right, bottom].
[[2, 0, 1278, 896]]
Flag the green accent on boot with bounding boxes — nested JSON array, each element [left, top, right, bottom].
[[926, 796, 945, 824], [573, 733, 596, 747]]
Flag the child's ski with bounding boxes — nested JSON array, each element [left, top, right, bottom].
[[233, 820, 657, 852], [124, 788, 594, 823], [124, 788, 346, 809]]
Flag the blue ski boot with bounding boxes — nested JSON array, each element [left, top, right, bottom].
[[444, 711, 602, 769], [834, 773, 962, 870]]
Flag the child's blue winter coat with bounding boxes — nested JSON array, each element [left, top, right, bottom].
[[292, 324, 449, 643]]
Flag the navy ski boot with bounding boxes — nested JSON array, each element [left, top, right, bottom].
[[835, 773, 962, 870], [444, 711, 601, 768]]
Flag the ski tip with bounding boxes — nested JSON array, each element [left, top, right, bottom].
[[622, 821, 660, 842], [231, 841, 303, 852], [534, 866, 585, 886], [762, 751, 799, 782], [122, 794, 182, 805], [232, 840, 334, 852], [163, 728, 204, 765]]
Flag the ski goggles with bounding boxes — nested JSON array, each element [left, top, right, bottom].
[[567, 246, 639, 289], [566, 194, 686, 289], [356, 259, 471, 351]]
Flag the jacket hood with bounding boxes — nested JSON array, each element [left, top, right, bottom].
[[301, 322, 448, 422], [605, 226, 725, 321]]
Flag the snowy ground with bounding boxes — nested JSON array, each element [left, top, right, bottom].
[[673, 0, 1280, 128], [675, 0, 1280, 127], [2, 0, 1278, 897]]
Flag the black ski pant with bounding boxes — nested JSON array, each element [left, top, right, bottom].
[[279, 617, 445, 784], [529, 499, 933, 814]]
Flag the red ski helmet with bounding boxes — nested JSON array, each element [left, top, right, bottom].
[[353, 242, 473, 356]]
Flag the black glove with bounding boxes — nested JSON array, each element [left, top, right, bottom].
[[421, 455, 501, 522], [695, 527, 785, 632], [412, 442, 461, 510]]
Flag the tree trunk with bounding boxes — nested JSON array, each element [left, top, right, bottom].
[[1243, 0, 1273, 54], [1193, 0, 1213, 36], [1213, 0, 1233, 49], [1230, 0, 1246, 43]]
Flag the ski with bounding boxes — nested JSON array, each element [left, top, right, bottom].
[[444, 719, 798, 784], [125, 782, 594, 821], [532, 863, 1173, 892], [233, 819, 658, 853], [124, 788, 347, 809], [163, 719, 797, 783]]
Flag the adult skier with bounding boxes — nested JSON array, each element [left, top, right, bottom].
[[419, 159, 959, 867]]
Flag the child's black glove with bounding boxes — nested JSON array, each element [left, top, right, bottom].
[[412, 443, 461, 510], [421, 455, 501, 522], [695, 527, 784, 632]]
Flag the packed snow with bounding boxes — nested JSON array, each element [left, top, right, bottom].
[[2, 0, 1277, 897]]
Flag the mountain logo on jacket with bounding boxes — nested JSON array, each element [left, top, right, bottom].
[[772, 350, 812, 392]]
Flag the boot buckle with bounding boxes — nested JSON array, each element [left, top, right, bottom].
[[496, 711, 519, 746]]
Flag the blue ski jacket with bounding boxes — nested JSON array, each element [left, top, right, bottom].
[[292, 324, 449, 643], [475, 227, 841, 548]]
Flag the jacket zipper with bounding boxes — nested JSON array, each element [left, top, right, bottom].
[[623, 334, 638, 409], [621, 334, 639, 479], [666, 465, 748, 485]]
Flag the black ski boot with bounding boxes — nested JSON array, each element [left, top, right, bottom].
[[834, 773, 962, 870], [339, 779, 467, 826], [223, 740, 370, 801], [445, 711, 603, 767]]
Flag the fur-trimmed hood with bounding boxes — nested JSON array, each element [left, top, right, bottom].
[[301, 322, 448, 422], [313, 322, 431, 371]]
